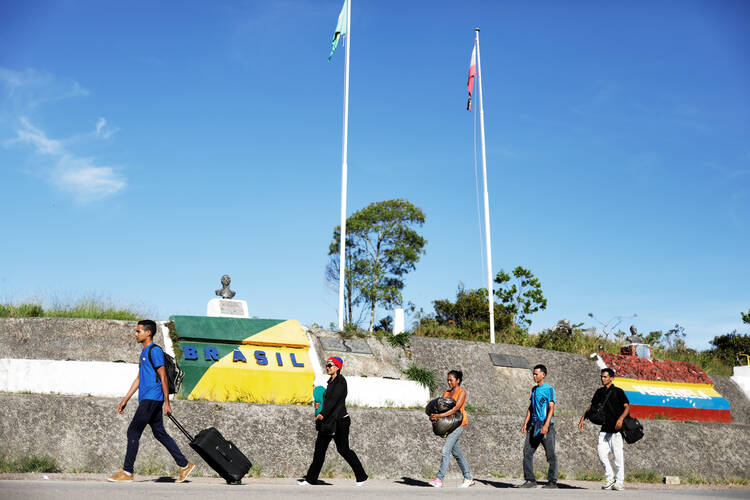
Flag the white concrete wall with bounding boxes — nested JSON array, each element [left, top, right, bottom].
[[344, 376, 430, 408], [306, 332, 429, 408], [0, 358, 138, 397], [731, 365, 750, 400]]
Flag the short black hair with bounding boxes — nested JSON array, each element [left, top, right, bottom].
[[601, 367, 615, 378], [138, 320, 157, 337], [448, 370, 463, 385], [533, 364, 547, 375]]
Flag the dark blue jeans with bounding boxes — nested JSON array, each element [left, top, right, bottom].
[[123, 399, 188, 473], [523, 422, 557, 483]]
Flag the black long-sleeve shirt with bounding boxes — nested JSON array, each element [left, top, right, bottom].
[[320, 374, 348, 421]]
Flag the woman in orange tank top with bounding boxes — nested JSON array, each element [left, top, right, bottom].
[[427, 370, 474, 488]]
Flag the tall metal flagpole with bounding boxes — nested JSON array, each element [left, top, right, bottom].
[[475, 28, 495, 344], [337, 0, 352, 331]]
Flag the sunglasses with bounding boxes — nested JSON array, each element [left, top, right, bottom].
[[326, 363, 335, 368]]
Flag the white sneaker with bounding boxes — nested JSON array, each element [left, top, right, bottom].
[[602, 478, 616, 490], [355, 478, 368, 486], [297, 479, 311, 486], [613, 482, 625, 491], [458, 478, 475, 488]]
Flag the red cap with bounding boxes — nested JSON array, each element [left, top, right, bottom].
[[326, 356, 343, 370]]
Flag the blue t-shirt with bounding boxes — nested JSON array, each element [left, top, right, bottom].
[[139, 344, 165, 402], [530, 382, 556, 427]]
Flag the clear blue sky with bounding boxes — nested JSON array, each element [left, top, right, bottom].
[[1, 0, 748, 349]]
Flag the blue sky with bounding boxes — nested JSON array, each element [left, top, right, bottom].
[[1, 0, 748, 349]]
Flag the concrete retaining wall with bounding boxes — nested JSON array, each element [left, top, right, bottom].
[[1, 318, 749, 480], [0, 393, 748, 480]]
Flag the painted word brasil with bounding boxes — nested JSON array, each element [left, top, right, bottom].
[[171, 315, 314, 404]]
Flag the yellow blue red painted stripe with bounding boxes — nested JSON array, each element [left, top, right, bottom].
[[614, 377, 731, 423]]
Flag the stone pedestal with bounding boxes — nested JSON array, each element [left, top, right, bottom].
[[206, 298, 249, 318]]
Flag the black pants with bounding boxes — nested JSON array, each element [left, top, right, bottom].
[[305, 416, 367, 483], [123, 399, 188, 473], [523, 422, 558, 483]]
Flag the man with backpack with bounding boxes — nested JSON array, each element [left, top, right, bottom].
[[578, 367, 630, 491], [107, 320, 194, 482]]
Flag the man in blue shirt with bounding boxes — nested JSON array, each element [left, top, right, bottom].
[[107, 320, 194, 483], [517, 364, 558, 489]]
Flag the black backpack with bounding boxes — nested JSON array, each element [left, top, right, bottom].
[[147, 344, 184, 394]]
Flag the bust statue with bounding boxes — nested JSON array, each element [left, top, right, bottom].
[[215, 274, 236, 299], [626, 325, 643, 344]]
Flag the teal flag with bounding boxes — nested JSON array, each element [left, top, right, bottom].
[[328, 0, 348, 61]]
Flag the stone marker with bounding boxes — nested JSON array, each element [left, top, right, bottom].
[[489, 353, 530, 369], [663, 476, 680, 485], [319, 337, 373, 355]]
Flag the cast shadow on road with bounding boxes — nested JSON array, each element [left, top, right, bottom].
[[396, 477, 431, 487], [474, 478, 515, 488], [475, 479, 584, 490], [153, 477, 177, 483]]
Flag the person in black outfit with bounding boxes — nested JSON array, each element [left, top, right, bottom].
[[578, 367, 630, 491], [298, 356, 368, 486]]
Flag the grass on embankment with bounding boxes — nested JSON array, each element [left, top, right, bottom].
[[0, 299, 144, 321], [0, 453, 61, 473]]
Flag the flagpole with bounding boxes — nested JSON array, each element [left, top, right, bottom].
[[337, 0, 352, 331], [475, 28, 495, 344]]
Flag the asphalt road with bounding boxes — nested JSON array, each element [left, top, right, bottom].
[[1, 476, 748, 500]]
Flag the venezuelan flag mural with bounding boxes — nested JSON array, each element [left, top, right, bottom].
[[171, 315, 315, 404], [615, 377, 731, 423]]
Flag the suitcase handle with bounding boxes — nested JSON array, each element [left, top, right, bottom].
[[167, 412, 194, 442], [216, 444, 232, 462]]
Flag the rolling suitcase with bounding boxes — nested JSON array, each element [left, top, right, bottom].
[[168, 412, 252, 485]]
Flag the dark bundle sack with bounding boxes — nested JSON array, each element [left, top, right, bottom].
[[425, 397, 455, 416], [148, 344, 184, 394], [621, 416, 644, 444], [425, 397, 463, 438]]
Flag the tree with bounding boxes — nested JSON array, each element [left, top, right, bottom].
[[742, 308, 750, 325], [709, 331, 750, 364], [494, 266, 547, 328], [416, 284, 516, 342], [327, 199, 426, 332]]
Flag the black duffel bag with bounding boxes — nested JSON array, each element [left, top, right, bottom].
[[425, 397, 463, 438], [621, 416, 644, 444]]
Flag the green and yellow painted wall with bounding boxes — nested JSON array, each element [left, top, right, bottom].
[[171, 315, 315, 403]]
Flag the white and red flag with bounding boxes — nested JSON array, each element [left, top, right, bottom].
[[466, 44, 477, 111]]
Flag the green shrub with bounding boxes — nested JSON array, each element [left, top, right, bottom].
[[404, 364, 437, 393], [574, 471, 605, 481], [0, 453, 61, 473], [386, 330, 412, 348], [626, 470, 661, 483], [0, 299, 143, 321]]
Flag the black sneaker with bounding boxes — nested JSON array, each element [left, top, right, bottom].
[[517, 480, 537, 488], [543, 482, 558, 489]]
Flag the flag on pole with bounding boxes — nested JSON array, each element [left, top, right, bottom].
[[466, 44, 477, 110], [328, 0, 349, 61]]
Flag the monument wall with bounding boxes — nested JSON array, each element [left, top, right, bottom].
[[1, 317, 749, 479]]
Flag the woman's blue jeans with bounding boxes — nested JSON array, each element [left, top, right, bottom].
[[437, 425, 472, 480]]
